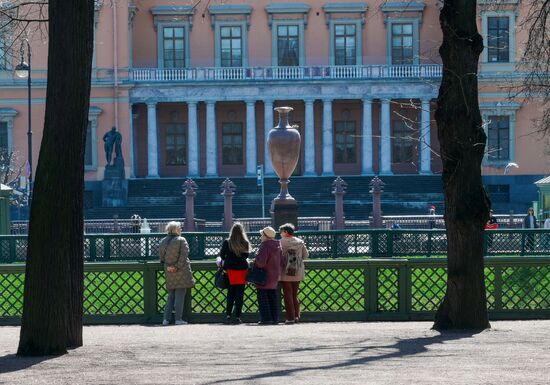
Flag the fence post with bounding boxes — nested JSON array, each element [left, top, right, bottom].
[[102, 235, 111, 262], [367, 264, 378, 316], [9, 237, 17, 263], [143, 263, 158, 322], [372, 231, 380, 258], [427, 231, 433, 258], [493, 264, 503, 312]]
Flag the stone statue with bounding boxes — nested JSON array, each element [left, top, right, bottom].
[[103, 127, 123, 166]]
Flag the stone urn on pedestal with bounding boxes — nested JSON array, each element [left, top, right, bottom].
[[268, 106, 301, 229]]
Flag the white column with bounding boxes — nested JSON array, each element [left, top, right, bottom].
[[322, 98, 334, 175], [146, 102, 159, 178], [420, 99, 431, 174], [246, 100, 257, 176], [304, 98, 315, 175], [380, 99, 392, 175], [206, 101, 217, 176], [187, 101, 199, 176], [361, 98, 373, 175], [264, 100, 274, 175]]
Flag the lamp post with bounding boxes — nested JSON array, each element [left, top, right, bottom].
[[14, 39, 32, 204]]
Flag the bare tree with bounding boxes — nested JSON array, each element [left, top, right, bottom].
[[432, 0, 491, 330]]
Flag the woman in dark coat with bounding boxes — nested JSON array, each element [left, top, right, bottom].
[[220, 223, 250, 324], [254, 226, 284, 325]]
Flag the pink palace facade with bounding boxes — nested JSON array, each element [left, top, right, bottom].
[[0, 0, 547, 212]]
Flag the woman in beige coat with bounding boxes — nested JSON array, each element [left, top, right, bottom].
[[159, 221, 194, 325]]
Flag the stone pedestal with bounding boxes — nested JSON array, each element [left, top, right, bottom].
[[0, 184, 12, 235], [102, 161, 128, 207], [271, 197, 298, 230]]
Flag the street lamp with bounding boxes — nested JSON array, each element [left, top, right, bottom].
[[14, 39, 32, 204]]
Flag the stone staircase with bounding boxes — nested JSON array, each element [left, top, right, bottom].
[[84, 175, 444, 221]]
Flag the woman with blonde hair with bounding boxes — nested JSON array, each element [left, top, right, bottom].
[[159, 221, 194, 325], [220, 222, 250, 324]]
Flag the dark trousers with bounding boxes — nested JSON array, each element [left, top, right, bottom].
[[226, 284, 245, 317], [281, 281, 301, 321], [257, 288, 278, 323]]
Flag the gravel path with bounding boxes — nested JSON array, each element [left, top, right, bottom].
[[1, 321, 549, 385]]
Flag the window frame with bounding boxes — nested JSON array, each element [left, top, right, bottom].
[[221, 122, 244, 165], [391, 119, 415, 164], [481, 11, 516, 70], [486, 16, 510, 63], [486, 115, 511, 163], [334, 120, 357, 164], [329, 19, 362, 66], [386, 18, 420, 65], [214, 20, 248, 67], [271, 19, 306, 66], [156, 21, 191, 69], [164, 122, 187, 166], [480, 102, 518, 167]]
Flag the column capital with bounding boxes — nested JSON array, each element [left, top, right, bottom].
[[322, 98, 333, 103], [304, 98, 315, 104], [205, 100, 216, 106], [146, 101, 157, 108], [263, 99, 274, 105], [421, 98, 432, 103], [245, 100, 257, 106], [361, 98, 373, 104], [187, 100, 198, 106]]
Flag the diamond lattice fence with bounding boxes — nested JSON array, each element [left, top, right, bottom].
[[501, 266, 550, 310], [0, 272, 24, 316], [300, 268, 365, 312], [377, 268, 399, 311], [84, 271, 144, 315], [411, 267, 447, 312]]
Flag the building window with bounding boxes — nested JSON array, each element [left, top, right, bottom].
[[220, 26, 242, 67], [392, 120, 414, 163], [0, 122, 7, 148], [165, 123, 186, 165], [391, 23, 413, 65], [487, 116, 510, 161], [334, 24, 356, 65], [84, 121, 93, 167], [163, 27, 185, 68], [277, 25, 299, 66], [334, 121, 356, 163], [222, 122, 243, 165], [487, 17, 509, 63]]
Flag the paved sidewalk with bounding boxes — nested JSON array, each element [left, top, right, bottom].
[[1, 321, 549, 385]]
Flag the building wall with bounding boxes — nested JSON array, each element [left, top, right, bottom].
[[0, 0, 546, 193]]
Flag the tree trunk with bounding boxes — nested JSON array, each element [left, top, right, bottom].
[[433, 0, 491, 330], [17, 0, 94, 356]]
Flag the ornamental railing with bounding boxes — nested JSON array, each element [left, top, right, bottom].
[[0, 229, 549, 263], [1, 257, 549, 325], [10, 214, 528, 234], [130, 64, 443, 83]]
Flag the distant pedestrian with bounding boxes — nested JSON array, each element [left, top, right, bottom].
[[131, 214, 142, 233], [279, 223, 309, 324], [429, 205, 436, 229], [220, 223, 250, 324], [522, 207, 538, 251], [254, 226, 284, 325], [159, 221, 194, 325]]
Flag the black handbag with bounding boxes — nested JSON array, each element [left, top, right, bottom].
[[214, 268, 229, 289], [246, 265, 266, 285]]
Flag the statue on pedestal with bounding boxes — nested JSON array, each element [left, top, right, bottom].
[[102, 126, 127, 207], [103, 126, 123, 167]]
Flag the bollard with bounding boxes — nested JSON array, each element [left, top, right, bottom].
[[221, 178, 236, 231], [183, 178, 198, 232], [140, 218, 151, 259], [332, 177, 347, 230], [370, 176, 385, 229]]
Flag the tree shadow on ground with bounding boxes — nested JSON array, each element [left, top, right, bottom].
[[0, 354, 56, 374], [204, 330, 481, 384]]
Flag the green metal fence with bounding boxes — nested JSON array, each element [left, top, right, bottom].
[[1, 257, 549, 325], [0, 229, 549, 263]]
